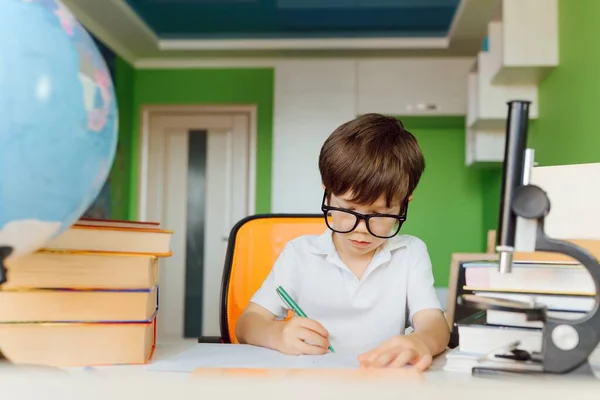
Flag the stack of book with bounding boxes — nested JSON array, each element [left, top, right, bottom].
[[0, 218, 173, 367], [445, 259, 598, 372]]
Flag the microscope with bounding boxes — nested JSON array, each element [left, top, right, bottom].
[[459, 100, 600, 377]]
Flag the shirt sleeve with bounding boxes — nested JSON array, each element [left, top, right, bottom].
[[406, 237, 443, 327], [248, 242, 298, 319]]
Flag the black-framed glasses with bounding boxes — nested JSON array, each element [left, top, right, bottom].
[[320, 191, 408, 239]]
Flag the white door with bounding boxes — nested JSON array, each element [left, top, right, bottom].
[[144, 110, 254, 340], [202, 116, 250, 337]]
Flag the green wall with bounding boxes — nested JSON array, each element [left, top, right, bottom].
[[470, 0, 600, 256], [110, 66, 491, 286], [480, 168, 502, 246], [110, 58, 135, 220], [127, 68, 274, 219], [530, 0, 600, 166], [98, 0, 600, 293], [478, 0, 600, 251], [400, 117, 487, 286]]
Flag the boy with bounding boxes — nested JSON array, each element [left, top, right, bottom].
[[236, 113, 449, 371]]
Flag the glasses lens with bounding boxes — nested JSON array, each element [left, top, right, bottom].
[[325, 210, 357, 233], [368, 217, 401, 238]]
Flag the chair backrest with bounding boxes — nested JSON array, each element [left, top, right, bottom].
[[219, 214, 326, 343]]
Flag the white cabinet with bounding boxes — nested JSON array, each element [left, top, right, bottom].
[[271, 60, 357, 213], [464, 0, 558, 165], [489, 0, 558, 85], [356, 58, 473, 116], [467, 51, 538, 130], [466, 127, 506, 166], [466, 51, 537, 165], [465, 0, 559, 165]]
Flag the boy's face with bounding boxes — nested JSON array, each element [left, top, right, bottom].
[[327, 191, 404, 256]]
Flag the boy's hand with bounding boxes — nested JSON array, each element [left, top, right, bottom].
[[357, 334, 433, 371], [274, 316, 331, 355]]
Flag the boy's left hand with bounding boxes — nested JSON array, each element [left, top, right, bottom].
[[357, 334, 432, 371]]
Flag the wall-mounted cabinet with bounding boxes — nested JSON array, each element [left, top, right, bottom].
[[467, 51, 538, 130], [489, 0, 558, 85], [357, 58, 473, 116], [272, 59, 357, 213], [466, 127, 506, 166], [465, 0, 558, 165]]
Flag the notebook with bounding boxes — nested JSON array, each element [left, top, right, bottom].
[[146, 343, 361, 372]]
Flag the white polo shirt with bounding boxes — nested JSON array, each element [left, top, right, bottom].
[[249, 229, 442, 353]]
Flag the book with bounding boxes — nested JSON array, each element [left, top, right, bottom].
[[471, 291, 594, 312], [44, 223, 173, 256], [462, 260, 593, 295], [0, 217, 170, 367], [0, 286, 158, 323], [443, 345, 600, 374], [456, 311, 543, 354], [0, 317, 156, 367], [4, 251, 158, 290], [442, 348, 485, 373], [485, 309, 585, 329], [76, 218, 161, 230]]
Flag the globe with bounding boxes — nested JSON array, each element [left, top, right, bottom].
[[0, 0, 118, 262]]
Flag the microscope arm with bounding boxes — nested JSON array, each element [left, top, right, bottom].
[[512, 184, 600, 374]]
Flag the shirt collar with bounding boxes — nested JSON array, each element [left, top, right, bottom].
[[309, 228, 409, 258]]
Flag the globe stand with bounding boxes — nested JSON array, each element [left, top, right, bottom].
[[0, 246, 13, 364], [0, 245, 10, 286]]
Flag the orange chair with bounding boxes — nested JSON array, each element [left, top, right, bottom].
[[199, 214, 327, 344]]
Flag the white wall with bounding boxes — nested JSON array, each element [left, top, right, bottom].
[[272, 60, 358, 213], [271, 57, 474, 214]]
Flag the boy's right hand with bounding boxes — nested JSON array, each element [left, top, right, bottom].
[[274, 316, 331, 355]]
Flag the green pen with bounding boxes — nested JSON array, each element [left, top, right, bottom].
[[276, 285, 335, 353]]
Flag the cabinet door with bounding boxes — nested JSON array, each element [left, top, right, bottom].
[[357, 58, 473, 116], [272, 60, 357, 213]]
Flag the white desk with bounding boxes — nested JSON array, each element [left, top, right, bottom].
[[1, 341, 598, 400]]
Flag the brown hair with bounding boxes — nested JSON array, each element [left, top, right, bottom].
[[318, 113, 425, 207]]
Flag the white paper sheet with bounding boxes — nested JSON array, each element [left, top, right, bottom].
[[146, 344, 361, 372]]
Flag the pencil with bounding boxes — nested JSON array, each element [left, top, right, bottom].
[[276, 285, 335, 352]]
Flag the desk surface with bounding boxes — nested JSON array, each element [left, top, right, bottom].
[[1, 341, 598, 400], [87, 340, 468, 381]]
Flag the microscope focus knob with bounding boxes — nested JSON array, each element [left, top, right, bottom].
[[512, 184, 551, 220]]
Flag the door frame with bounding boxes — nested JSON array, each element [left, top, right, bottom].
[[137, 104, 258, 221]]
